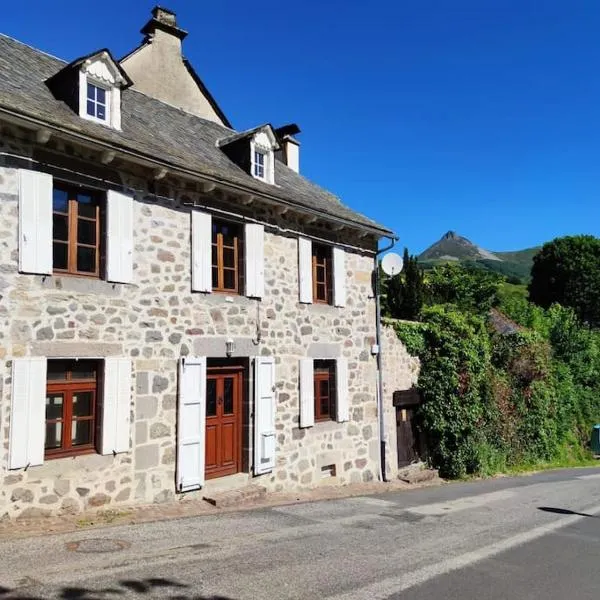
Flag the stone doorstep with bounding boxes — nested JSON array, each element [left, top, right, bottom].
[[202, 485, 267, 508]]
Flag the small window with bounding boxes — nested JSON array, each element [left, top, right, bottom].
[[45, 360, 100, 458], [314, 360, 336, 422], [52, 183, 102, 277], [211, 220, 243, 293], [312, 244, 333, 304], [86, 82, 108, 121], [253, 150, 266, 179]]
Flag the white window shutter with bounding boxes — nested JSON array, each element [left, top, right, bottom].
[[101, 358, 132, 455], [106, 190, 134, 283], [191, 211, 212, 293], [18, 169, 52, 275], [298, 237, 313, 304], [299, 358, 315, 428], [9, 358, 46, 469], [254, 356, 276, 474], [177, 357, 207, 491], [336, 357, 349, 422], [333, 247, 347, 307], [245, 223, 265, 298]]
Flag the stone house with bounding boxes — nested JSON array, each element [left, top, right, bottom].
[[0, 7, 418, 518]]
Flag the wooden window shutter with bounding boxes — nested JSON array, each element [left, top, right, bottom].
[[254, 356, 276, 474], [177, 357, 207, 491], [191, 211, 212, 293], [299, 358, 315, 428], [335, 357, 349, 422], [333, 247, 347, 307], [298, 237, 313, 304], [245, 223, 265, 298], [18, 169, 53, 275], [9, 358, 46, 469], [106, 190, 134, 283], [101, 358, 132, 455]]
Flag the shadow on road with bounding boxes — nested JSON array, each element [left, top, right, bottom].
[[0, 577, 236, 599], [538, 506, 597, 518]]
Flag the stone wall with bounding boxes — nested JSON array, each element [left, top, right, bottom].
[[0, 155, 416, 518], [381, 324, 420, 479]]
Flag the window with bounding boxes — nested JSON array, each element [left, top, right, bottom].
[[86, 82, 108, 122], [312, 243, 333, 304], [314, 360, 336, 421], [45, 360, 100, 458], [253, 150, 266, 180], [212, 220, 243, 293], [52, 184, 102, 277]]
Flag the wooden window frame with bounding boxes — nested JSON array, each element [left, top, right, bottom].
[[45, 360, 101, 459], [312, 243, 333, 305], [211, 219, 243, 294], [53, 183, 102, 278], [314, 360, 336, 422]]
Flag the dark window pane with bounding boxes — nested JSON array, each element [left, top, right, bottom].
[[96, 87, 106, 103], [320, 398, 330, 416], [317, 283, 326, 300], [212, 267, 219, 288], [77, 246, 96, 273], [46, 394, 64, 420], [47, 361, 68, 380], [45, 421, 62, 450], [71, 420, 92, 446], [72, 392, 93, 417], [223, 377, 234, 414], [222, 229, 237, 247], [207, 379, 217, 417], [71, 361, 97, 380], [223, 269, 236, 290], [77, 219, 96, 245], [87, 100, 95, 116], [319, 380, 329, 399], [87, 83, 95, 99], [97, 105, 106, 120], [53, 242, 68, 270], [223, 248, 235, 268], [211, 244, 218, 267], [316, 266, 326, 283], [53, 214, 69, 241], [52, 189, 68, 213], [77, 196, 96, 218]]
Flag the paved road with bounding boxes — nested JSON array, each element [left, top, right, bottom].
[[2, 467, 600, 599]]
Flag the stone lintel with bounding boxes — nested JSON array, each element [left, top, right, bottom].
[[31, 342, 124, 357], [192, 336, 258, 358], [308, 343, 341, 359]]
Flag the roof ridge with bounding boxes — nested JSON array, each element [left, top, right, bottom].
[[0, 32, 66, 64]]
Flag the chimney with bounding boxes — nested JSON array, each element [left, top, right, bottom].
[[140, 6, 188, 52], [274, 124, 301, 173]]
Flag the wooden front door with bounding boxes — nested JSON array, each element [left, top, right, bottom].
[[396, 406, 419, 467], [205, 366, 243, 479]]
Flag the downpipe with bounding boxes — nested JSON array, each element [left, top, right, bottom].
[[374, 235, 398, 482]]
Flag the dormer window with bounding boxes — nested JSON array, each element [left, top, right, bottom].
[[253, 150, 266, 180], [86, 83, 108, 122]]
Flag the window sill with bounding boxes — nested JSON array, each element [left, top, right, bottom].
[[45, 446, 97, 461], [36, 275, 124, 297]]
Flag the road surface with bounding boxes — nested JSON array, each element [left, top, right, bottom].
[[1, 467, 600, 599]]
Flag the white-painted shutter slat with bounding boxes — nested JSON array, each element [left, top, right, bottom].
[[106, 190, 134, 284], [299, 358, 315, 428], [9, 358, 46, 469], [333, 247, 347, 307], [336, 357, 349, 423], [245, 223, 265, 298], [191, 211, 212, 293], [18, 170, 52, 275], [254, 356, 276, 474], [101, 358, 132, 455], [177, 357, 207, 491], [298, 237, 313, 304]]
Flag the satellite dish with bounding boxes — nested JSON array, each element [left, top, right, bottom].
[[381, 253, 404, 277]]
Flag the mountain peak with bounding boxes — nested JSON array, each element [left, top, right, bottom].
[[419, 231, 501, 262], [442, 230, 459, 240]]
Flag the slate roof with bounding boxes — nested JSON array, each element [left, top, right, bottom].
[[0, 34, 393, 236]]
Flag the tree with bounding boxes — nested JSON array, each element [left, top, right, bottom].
[[385, 248, 424, 321], [529, 235, 600, 327]]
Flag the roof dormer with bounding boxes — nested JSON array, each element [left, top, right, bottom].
[[218, 125, 279, 185], [47, 49, 132, 130]]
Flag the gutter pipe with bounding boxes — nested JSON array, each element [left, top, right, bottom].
[[374, 235, 398, 482]]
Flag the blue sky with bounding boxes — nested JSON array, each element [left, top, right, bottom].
[[5, 1, 600, 254]]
